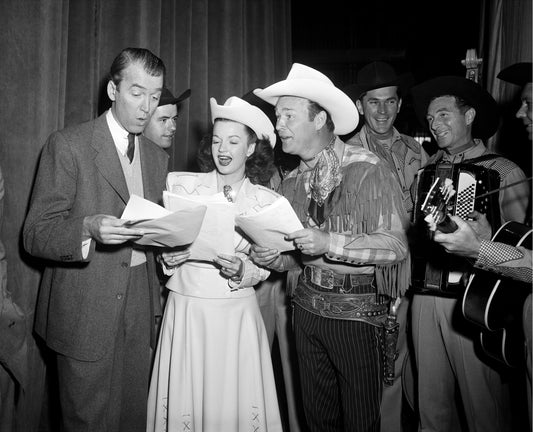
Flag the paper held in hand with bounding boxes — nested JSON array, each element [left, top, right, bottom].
[[235, 196, 303, 252], [163, 191, 235, 261], [121, 194, 206, 247]]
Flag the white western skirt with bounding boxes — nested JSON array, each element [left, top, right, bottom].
[[147, 289, 282, 432]]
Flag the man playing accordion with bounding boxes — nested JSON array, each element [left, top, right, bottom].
[[409, 75, 529, 432]]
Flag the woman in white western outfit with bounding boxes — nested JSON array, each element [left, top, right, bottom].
[[147, 96, 282, 432]]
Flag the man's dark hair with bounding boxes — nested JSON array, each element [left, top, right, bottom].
[[307, 100, 334, 132], [109, 47, 166, 86], [197, 119, 275, 186]]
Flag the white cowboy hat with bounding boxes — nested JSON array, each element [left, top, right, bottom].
[[210, 96, 276, 147], [253, 63, 359, 135]]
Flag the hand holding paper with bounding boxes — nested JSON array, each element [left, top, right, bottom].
[[235, 196, 303, 252], [121, 194, 206, 247]]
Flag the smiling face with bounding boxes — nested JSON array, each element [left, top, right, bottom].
[[275, 96, 318, 158], [211, 119, 255, 183], [426, 95, 474, 151], [144, 104, 178, 148], [107, 61, 163, 134], [516, 82, 533, 140], [357, 86, 401, 139]]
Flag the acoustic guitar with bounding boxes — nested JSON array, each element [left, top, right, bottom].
[[462, 221, 532, 366], [458, 48, 532, 366]]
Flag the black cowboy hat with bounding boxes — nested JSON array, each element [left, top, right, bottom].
[[343, 61, 414, 102], [159, 87, 191, 107], [411, 76, 500, 140], [497, 62, 532, 86]]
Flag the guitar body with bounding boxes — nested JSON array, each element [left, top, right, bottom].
[[462, 221, 532, 366], [480, 327, 526, 368]]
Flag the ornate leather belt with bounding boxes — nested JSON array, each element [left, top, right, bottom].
[[302, 265, 375, 294], [294, 267, 388, 326]]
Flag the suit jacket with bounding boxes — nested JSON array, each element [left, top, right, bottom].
[[23, 113, 168, 361]]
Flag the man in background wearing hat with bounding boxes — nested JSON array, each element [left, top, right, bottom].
[[410, 75, 529, 432], [143, 87, 190, 149], [426, 62, 532, 428], [144, 87, 190, 311], [344, 61, 428, 432], [252, 63, 410, 431]]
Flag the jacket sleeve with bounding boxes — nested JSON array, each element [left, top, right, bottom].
[[475, 240, 532, 284], [228, 252, 271, 289], [23, 131, 92, 262]]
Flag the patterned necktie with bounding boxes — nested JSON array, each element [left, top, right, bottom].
[[223, 185, 233, 202], [127, 133, 135, 163]]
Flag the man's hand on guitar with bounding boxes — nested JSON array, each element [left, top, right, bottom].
[[433, 211, 491, 258]]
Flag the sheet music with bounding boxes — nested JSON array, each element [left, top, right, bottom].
[[163, 191, 235, 261], [121, 194, 206, 247], [235, 196, 303, 252]]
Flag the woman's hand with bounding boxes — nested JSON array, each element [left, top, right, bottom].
[[214, 254, 244, 281], [250, 244, 281, 268], [161, 248, 191, 269]]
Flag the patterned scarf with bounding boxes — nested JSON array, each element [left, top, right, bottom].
[[307, 137, 342, 224]]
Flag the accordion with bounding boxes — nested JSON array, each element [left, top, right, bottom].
[[411, 161, 501, 294]]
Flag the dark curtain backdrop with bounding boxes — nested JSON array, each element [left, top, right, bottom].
[[1, 0, 531, 430], [484, 0, 532, 171], [0, 1, 291, 430]]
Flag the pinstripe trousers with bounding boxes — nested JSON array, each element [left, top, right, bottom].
[[293, 303, 382, 432]]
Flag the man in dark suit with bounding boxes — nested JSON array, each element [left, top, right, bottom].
[[23, 48, 169, 432]]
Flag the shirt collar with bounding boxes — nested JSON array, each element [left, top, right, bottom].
[[438, 139, 487, 163], [106, 109, 131, 156]]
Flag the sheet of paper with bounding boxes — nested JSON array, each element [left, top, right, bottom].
[[163, 191, 235, 261], [121, 194, 206, 247], [235, 196, 303, 252], [122, 194, 171, 220]]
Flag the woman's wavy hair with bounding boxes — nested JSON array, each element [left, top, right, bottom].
[[197, 118, 275, 186]]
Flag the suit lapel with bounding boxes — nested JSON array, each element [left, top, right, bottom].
[[91, 114, 130, 204]]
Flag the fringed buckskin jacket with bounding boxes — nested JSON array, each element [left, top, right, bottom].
[[281, 137, 410, 298]]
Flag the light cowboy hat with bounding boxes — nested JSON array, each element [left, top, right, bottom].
[[253, 63, 359, 135], [210, 96, 277, 147]]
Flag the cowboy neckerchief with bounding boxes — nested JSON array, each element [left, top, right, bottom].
[[425, 139, 529, 224], [346, 124, 429, 218], [280, 137, 410, 298]]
